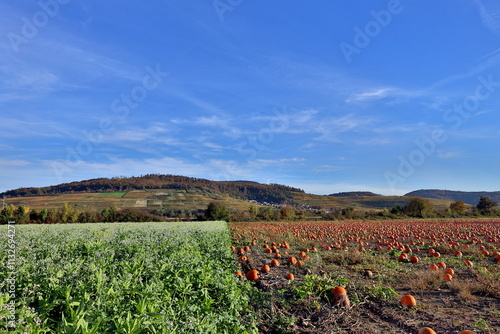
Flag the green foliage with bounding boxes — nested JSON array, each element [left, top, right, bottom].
[[259, 206, 277, 220], [476, 196, 498, 215], [0, 204, 16, 222], [364, 286, 398, 301], [450, 200, 467, 215], [404, 197, 435, 218], [472, 318, 493, 332], [205, 202, 230, 221], [0, 222, 258, 333], [291, 275, 339, 301], [279, 206, 296, 220], [1, 204, 163, 224]]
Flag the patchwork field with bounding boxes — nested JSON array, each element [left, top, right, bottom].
[[4, 188, 457, 216], [3, 189, 259, 213], [229, 219, 500, 333]]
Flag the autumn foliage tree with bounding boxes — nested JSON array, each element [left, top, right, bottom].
[[449, 200, 467, 215], [404, 197, 435, 218]]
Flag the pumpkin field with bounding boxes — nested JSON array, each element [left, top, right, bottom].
[[0, 219, 499, 333], [229, 219, 500, 333]]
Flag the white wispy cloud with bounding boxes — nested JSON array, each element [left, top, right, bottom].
[[312, 165, 343, 172], [0, 117, 72, 139], [354, 138, 392, 146], [0, 159, 31, 167], [249, 158, 305, 167], [472, 0, 500, 34], [437, 150, 460, 159], [346, 88, 393, 103]]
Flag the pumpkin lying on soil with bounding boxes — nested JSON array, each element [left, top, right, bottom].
[[261, 265, 270, 273], [246, 270, 260, 281], [400, 294, 416, 307]]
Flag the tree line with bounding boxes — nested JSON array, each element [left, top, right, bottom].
[[0, 203, 163, 224], [1, 196, 498, 224], [201, 196, 500, 221]]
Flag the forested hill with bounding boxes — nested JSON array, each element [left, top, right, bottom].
[[405, 189, 500, 205], [0, 174, 304, 204]]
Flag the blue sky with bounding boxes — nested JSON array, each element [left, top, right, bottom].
[[1, 0, 500, 196]]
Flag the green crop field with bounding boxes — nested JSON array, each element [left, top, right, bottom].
[[0, 222, 257, 333]]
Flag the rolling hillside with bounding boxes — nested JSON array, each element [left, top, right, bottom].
[[1, 174, 456, 213], [405, 189, 500, 205]]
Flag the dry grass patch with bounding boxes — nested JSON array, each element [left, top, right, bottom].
[[407, 269, 443, 294]]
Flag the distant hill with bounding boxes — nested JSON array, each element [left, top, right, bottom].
[[0, 174, 304, 205], [1, 175, 455, 214], [328, 191, 379, 197], [405, 189, 500, 205]]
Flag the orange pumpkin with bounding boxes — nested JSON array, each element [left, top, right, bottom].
[[285, 273, 295, 280], [443, 273, 453, 281], [270, 259, 280, 267], [410, 256, 420, 263], [246, 270, 260, 280], [437, 261, 446, 269], [458, 330, 476, 334], [261, 265, 271, 273], [331, 286, 347, 296], [400, 295, 416, 307], [287, 256, 297, 265], [418, 328, 436, 334], [445, 268, 455, 275], [235, 271, 244, 278], [429, 264, 439, 271]]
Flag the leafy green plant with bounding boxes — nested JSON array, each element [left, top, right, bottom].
[[472, 318, 493, 332], [364, 286, 398, 301], [0, 222, 258, 333]]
